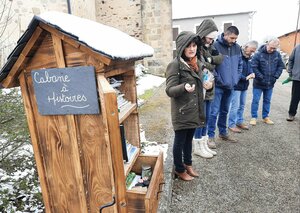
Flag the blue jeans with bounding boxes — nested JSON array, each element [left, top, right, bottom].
[[228, 90, 247, 127], [251, 87, 273, 119], [207, 87, 233, 138], [194, 100, 212, 139], [173, 128, 195, 173]]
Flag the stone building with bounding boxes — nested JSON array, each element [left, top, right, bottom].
[[0, 0, 173, 76]]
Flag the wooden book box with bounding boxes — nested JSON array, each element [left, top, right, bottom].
[[0, 12, 164, 213]]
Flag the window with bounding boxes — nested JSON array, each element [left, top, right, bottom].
[[223, 22, 232, 32], [173, 27, 179, 41]]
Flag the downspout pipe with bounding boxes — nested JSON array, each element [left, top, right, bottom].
[[294, 0, 300, 47], [67, 0, 71, 14]]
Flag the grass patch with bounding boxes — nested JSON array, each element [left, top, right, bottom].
[[139, 88, 154, 101]]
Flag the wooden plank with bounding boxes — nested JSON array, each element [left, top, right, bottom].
[[119, 102, 137, 124], [120, 69, 137, 103], [79, 44, 112, 66], [18, 72, 53, 212], [52, 35, 66, 68], [51, 34, 88, 212], [144, 152, 164, 213], [124, 147, 140, 176], [2, 27, 43, 88], [39, 22, 80, 49], [104, 65, 135, 78], [23, 33, 57, 72], [25, 73, 89, 213], [76, 114, 116, 212], [97, 74, 128, 213], [123, 112, 140, 147], [39, 22, 112, 66]]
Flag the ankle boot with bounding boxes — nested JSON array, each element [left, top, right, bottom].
[[203, 137, 217, 156], [196, 138, 213, 158], [193, 138, 201, 155], [174, 171, 194, 181], [183, 164, 199, 177]]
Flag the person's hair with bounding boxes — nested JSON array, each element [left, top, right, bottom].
[[244, 40, 258, 48], [264, 36, 279, 45], [181, 37, 200, 60], [225, 26, 239, 35]]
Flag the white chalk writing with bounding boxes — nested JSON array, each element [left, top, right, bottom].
[[34, 71, 70, 84], [48, 92, 88, 106]]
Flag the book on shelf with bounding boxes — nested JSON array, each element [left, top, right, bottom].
[[120, 124, 128, 162], [120, 124, 138, 163], [126, 145, 138, 163], [109, 77, 123, 88]]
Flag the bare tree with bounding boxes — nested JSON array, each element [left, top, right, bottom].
[[0, 0, 15, 66]]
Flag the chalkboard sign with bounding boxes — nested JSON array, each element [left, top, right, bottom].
[[31, 66, 100, 115]]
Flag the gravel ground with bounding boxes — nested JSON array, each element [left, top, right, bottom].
[[138, 71, 300, 213]]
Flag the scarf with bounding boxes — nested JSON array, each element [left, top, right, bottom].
[[186, 56, 199, 72]]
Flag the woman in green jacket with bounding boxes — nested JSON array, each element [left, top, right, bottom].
[[166, 31, 208, 181]]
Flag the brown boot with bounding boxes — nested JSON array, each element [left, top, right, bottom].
[[183, 164, 199, 177], [174, 171, 194, 181]]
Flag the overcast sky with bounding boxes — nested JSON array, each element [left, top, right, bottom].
[[172, 0, 300, 43]]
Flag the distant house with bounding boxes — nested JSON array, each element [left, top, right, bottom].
[[278, 30, 300, 55], [172, 11, 255, 57]]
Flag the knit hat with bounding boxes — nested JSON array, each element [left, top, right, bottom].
[[206, 31, 218, 39]]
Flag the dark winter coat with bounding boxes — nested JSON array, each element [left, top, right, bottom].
[[251, 45, 285, 89], [196, 19, 224, 100], [196, 19, 224, 71], [213, 33, 243, 90], [234, 49, 253, 91], [165, 31, 205, 131], [288, 44, 300, 81]]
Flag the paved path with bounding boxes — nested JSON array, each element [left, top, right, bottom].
[[139, 71, 300, 213]]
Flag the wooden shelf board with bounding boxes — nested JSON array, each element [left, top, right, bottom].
[[124, 148, 140, 176], [118, 102, 136, 124]]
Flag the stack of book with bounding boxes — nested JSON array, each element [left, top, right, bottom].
[[109, 77, 131, 111]]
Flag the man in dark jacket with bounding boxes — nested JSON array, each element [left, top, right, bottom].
[[286, 44, 300, 121], [228, 40, 258, 132], [207, 26, 243, 146], [250, 37, 285, 125]]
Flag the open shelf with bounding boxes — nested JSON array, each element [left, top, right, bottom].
[[119, 102, 137, 124], [124, 147, 140, 176]]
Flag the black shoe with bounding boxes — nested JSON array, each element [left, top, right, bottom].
[[286, 115, 295, 121], [219, 134, 238, 143]]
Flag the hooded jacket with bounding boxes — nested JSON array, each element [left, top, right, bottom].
[[165, 31, 205, 131], [196, 19, 224, 100], [251, 44, 285, 89], [213, 33, 243, 90]]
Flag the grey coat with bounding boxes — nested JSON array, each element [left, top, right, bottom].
[[165, 31, 205, 131], [288, 44, 300, 81]]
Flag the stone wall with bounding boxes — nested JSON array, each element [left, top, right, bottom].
[[95, 0, 142, 39], [0, 0, 96, 66], [141, 0, 173, 76], [95, 0, 173, 76], [1, 0, 173, 76]]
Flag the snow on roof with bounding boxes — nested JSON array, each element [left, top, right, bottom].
[[39, 11, 154, 60]]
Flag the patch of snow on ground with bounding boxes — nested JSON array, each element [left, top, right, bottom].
[[140, 129, 168, 162], [136, 74, 165, 96]]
